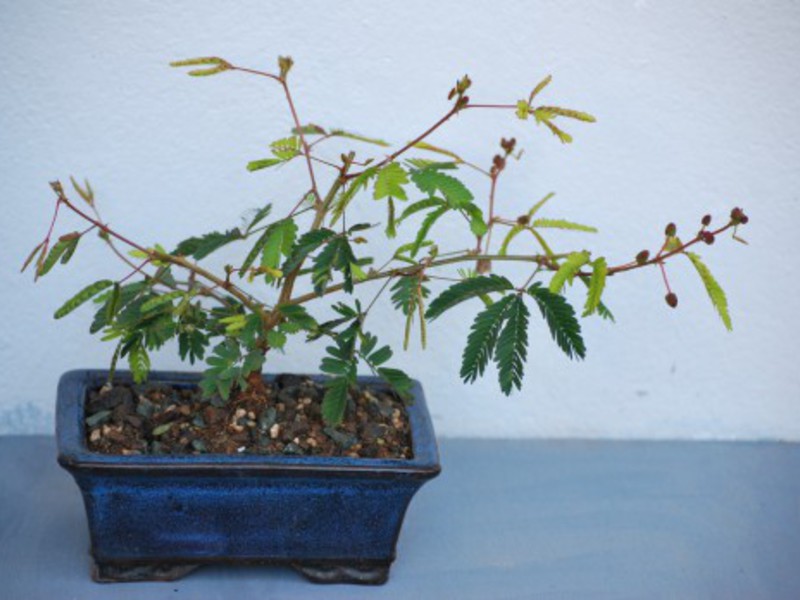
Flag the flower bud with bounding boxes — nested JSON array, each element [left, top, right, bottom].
[[740, 214, 749, 225], [702, 231, 715, 245], [701, 214, 711, 226], [730, 207, 744, 224], [665, 292, 678, 308], [665, 222, 677, 237], [635, 250, 650, 265], [516, 214, 530, 226]]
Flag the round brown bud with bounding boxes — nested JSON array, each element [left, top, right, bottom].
[[730, 207, 744, 224], [635, 250, 650, 265], [740, 214, 749, 225], [701, 214, 711, 226], [516, 214, 530, 226], [665, 292, 678, 308], [702, 231, 715, 245], [665, 222, 677, 237], [492, 155, 506, 170]]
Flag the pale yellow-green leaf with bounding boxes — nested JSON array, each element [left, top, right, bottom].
[[686, 252, 732, 331], [549, 251, 590, 294], [582, 257, 607, 317], [516, 100, 530, 120], [532, 218, 597, 233]]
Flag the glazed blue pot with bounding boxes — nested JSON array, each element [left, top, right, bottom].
[[56, 370, 440, 584]]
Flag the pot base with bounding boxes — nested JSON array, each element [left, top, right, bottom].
[[91, 559, 390, 585]]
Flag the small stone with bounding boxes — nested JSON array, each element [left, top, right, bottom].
[[234, 408, 247, 419], [269, 423, 281, 439], [258, 407, 277, 431], [89, 428, 102, 443], [152, 423, 172, 437], [283, 442, 303, 455], [136, 398, 155, 418], [191, 439, 207, 452]]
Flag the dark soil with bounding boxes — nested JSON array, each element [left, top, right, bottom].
[[85, 375, 413, 459]]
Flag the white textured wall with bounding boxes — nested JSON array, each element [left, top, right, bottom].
[[1, 1, 798, 439]]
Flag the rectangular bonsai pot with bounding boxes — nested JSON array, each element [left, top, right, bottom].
[[56, 369, 441, 585]]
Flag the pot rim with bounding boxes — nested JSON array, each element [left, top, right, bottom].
[[56, 369, 441, 478]]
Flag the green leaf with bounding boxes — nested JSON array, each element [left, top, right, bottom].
[[410, 141, 463, 162], [128, 341, 151, 384], [410, 167, 474, 208], [460, 295, 515, 383], [686, 252, 732, 331], [582, 257, 607, 317], [173, 229, 242, 260], [426, 275, 514, 320], [245, 204, 273, 233], [329, 168, 378, 226], [377, 367, 414, 400], [278, 304, 318, 330], [170, 56, 232, 77], [549, 251, 591, 294], [537, 106, 596, 123], [54, 280, 114, 319], [499, 225, 525, 256], [528, 283, 586, 359], [270, 136, 301, 160], [260, 218, 298, 276], [390, 276, 430, 315], [495, 295, 530, 394], [528, 75, 552, 102], [462, 203, 488, 237], [312, 236, 356, 294], [532, 218, 597, 233], [141, 290, 184, 313], [39, 234, 80, 276], [398, 197, 446, 223], [247, 158, 283, 171], [516, 100, 531, 120], [329, 129, 390, 147], [410, 206, 447, 257], [321, 377, 350, 425], [282, 228, 335, 273], [528, 192, 556, 218], [373, 162, 409, 201]]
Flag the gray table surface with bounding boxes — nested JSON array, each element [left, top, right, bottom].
[[2, 436, 799, 599]]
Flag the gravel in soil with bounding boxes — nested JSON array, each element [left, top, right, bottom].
[[85, 375, 413, 459]]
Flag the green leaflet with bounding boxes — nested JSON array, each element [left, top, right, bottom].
[[460, 295, 515, 384], [409, 206, 447, 257], [390, 276, 431, 316], [537, 106, 596, 123], [169, 56, 232, 77], [582, 257, 607, 317], [516, 100, 530, 120], [54, 280, 113, 320], [495, 295, 530, 394], [426, 275, 514, 320], [528, 283, 586, 359], [244, 204, 273, 233], [373, 163, 409, 201], [686, 252, 732, 331], [173, 229, 242, 260], [386, 197, 397, 238], [282, 228, 335, 273], [410, 167, 474, 209], [549, 251, 591, 294], [532, 218, 597, 233]]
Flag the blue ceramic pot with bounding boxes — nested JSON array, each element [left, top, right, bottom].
[[56, 370, 440, 585]]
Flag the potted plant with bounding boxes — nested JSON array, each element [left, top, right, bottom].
[[24, 55, 748, 585]]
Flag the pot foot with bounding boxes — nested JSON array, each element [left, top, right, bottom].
[[91, 559, 200, 582], [292, 560, 391, 585]]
